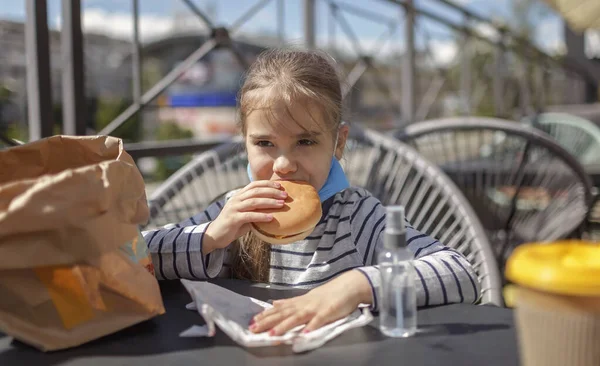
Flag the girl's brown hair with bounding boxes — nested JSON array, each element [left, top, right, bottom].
[[229, 48, 343, 282]]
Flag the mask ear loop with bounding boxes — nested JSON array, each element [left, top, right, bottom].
[[333, 121, 346, 158], [333, 130, 339, 156]]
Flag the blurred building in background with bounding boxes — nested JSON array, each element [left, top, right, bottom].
[[0, 19, 131, 133], [1, 0, 598, 144]]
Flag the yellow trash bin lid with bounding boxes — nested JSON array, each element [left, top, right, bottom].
[[505, 240, 600, 297]]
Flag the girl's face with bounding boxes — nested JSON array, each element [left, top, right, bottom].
[[244, 100, 348, 191]]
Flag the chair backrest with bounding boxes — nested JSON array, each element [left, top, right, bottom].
[[397, 117, 594, 262], [146, 126, 503, 306], [146, 136, 248, 227], [523, 112, 600, 166]]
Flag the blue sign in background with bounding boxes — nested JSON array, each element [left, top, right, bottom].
[[167, 91, 238, 107]]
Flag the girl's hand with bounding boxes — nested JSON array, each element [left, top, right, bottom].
[[203, 180, 287, 254], [249, 270, 373, 335]]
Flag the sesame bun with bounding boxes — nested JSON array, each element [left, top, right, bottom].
[[250, 181, 322, 245]]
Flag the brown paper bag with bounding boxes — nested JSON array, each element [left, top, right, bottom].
[[0, 135, 165, 351]]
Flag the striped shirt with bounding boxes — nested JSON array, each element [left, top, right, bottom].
[[142, 187, 481, 310]]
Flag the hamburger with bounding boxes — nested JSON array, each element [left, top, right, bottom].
[[251, 181, 322, 245]]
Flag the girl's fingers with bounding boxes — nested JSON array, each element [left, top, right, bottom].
[[236, 198, 285, 212], [238, 187, 288, 201], [269, 312, 313, 336], [253, 301, 290, 322], [250, 307, 298, 334], [238, 180, 281, 195], [271, 299, 289, 307], [303, 312, 330, 333], [236, 212, 274, 224]]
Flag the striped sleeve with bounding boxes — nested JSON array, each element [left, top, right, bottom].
[[350, 194, 481, 310], [142, 200, 226, 281]]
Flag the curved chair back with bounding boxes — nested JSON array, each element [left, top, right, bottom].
[[523, 112, 600, 165], [397, 117, 594, 265], [146, 126, 503, 306]]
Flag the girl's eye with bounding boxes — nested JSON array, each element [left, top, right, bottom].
[[298, 139, 316, 146], [255, 140, 273, 147]]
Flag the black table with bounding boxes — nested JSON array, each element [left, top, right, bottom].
[[0, 280, 519, 366]]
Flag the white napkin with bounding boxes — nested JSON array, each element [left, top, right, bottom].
[[180, 279, 373, 352]]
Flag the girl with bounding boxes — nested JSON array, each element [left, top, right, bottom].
[[143, 48, 480, 336]]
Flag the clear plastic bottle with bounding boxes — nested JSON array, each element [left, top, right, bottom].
[[378, 206, 417, 338]]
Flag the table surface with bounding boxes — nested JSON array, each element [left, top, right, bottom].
[[0, 279, 519, 366]]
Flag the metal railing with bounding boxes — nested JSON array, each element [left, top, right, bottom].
[[19, 0, 595, 159]]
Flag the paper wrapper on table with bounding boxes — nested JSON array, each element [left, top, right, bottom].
[[181, 280, 374, 353], [0, 135, 165, 352]]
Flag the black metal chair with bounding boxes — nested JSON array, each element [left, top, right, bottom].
[[523, 112, 600, 242], [396, 117, 595, 268], [523, 112, 600, 166]]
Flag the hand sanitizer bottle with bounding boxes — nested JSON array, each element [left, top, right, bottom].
[[378, 206, 417, 337]]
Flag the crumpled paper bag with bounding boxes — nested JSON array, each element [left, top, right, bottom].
[[0, 135, 165, 351], [181, 280, 373, 353]]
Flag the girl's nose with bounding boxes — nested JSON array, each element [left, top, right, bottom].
[[273, 154, 297, 176]]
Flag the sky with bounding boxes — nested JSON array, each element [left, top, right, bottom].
[[0, 0, 566, 65]]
